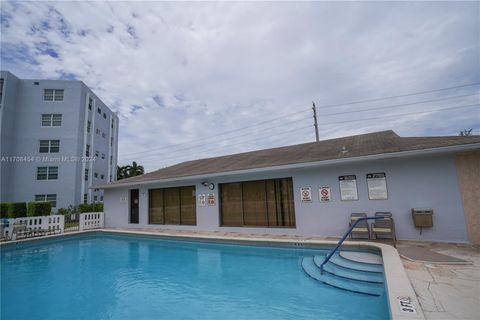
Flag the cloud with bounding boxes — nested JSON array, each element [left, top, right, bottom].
[[1, 1, 479, 171]]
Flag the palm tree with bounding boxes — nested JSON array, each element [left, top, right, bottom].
[[117, 162, 144, 180]]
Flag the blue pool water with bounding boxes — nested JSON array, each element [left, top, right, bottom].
[[1, 233, 390, 320]]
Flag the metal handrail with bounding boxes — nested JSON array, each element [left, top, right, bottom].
[[319, 216, 384, 273]]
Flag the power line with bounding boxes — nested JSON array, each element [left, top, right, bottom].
[[136, 103, 479, 166], [318, 103, 479, 125], [121, 107, 311, 157], [121, 115, 312, 161], [322, 92, 479, 116], [137, 124, 314, 165], [315, 82, 480, 110]]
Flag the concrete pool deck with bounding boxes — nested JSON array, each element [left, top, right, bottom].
[[5, 228, 478, 320]]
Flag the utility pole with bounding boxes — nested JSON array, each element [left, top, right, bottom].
[[312, 101, 319, 142]]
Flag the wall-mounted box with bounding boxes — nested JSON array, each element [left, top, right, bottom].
[[412, 208, 433, 228]]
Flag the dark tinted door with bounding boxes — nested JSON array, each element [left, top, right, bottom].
[[130, 189, 139, 224]]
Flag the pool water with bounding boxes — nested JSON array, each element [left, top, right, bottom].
[[1, 233, 390, 320]]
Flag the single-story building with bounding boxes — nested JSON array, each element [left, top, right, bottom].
[[99, 130, 480, 244]]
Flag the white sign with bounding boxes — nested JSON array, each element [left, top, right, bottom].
[[198, 194, 206, 206], [319, 186, 331, 202], [397, 296, 417, 315], [339, 175, 358, 201], [300, 187, 312, 202], [207, 193, 216, 206], [367, 172, 388, 200]]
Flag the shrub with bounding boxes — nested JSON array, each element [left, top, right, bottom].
[[0, 203, 11, 219], [93, 203, 103, 212], [78, 203, 104, 213], [57, 208, 69, 215], [78, 203, 93, 213], [7, 202, 27, 218], [27, 202, 52, 217]]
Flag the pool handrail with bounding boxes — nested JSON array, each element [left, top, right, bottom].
[[319, 216, 384, 273]]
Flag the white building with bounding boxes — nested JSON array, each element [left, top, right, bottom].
[[0, 71, 119, 209]]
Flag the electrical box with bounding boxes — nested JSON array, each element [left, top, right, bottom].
[[412, 208, 433, 228]]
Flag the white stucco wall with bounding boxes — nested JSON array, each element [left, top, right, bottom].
[[104, 153, 469, 243]]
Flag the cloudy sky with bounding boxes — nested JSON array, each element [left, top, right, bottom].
[[1, 1, 479, 172]]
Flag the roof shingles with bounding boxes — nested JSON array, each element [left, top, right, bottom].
[[103, 130, 479, 187]]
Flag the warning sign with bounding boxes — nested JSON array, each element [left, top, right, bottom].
[[300, 187, 312, 202], [207, 193, 215, 206], [198, 194, 206, 206], [319, 186, 331, 202]]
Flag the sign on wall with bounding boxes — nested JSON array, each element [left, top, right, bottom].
[[198, 194, 206, 206], [300, 187, 312, 202], [319, 186, 331, 202], [207, 193, 216, 206], [367, 172, 388, 200], [339, 175, 358, 201]]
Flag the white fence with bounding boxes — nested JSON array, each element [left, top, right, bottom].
[[79, 212, 104, 231], [2, 215, 64, 239], [1, 212, 105, 240]]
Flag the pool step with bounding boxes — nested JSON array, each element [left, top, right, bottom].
[[313, 256, 384, 283], [329, 254, 383, 273], [301, 257, 383, 296], [339, 251, 382, 265]]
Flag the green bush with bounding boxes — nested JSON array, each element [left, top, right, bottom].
[[0, 203, 11, 219], [7, 202, 27, 218], [27, 202, 52, 217], [57, 208, 69, 215], [78, 203, 104, 213], [57, 205, 79, 215], [93, 203, 103, 212]]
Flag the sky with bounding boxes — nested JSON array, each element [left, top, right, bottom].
[[1, 1, 479, 172]]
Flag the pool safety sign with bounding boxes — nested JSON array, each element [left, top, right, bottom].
[[207, 193, 216, 206], [367, 172, 388, 200], [198, 194, 206, 206], [319, 186, 331, 202], [397, 296, 417, 315], [300, 187, 312, 202], [339, 175, 358, 201]]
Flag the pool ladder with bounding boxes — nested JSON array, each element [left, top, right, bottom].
[[318, 217, 383, 273]]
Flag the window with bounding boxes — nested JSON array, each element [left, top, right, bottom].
[[39, 140, 60, 153], [110, 156, 112, 165], [103, 112, 106, 119], [86, 144, 90, 157], [37, 167, 58, 180], [220, 178, 295, 228], [101, 153, 105, 160], [100, 196, 103, 202], [148, 186, 196, 225], [44, 89, 64, 101], [87, 121, 91, 133], [88, 97, 93, 110], [83, 193, 88, 204], [97, 107, 101, 115], [96, 128, 100, 135], [100, 174, 104, 180], [102, 132, 106, 138], [94, 172, 98, 178], [41, 114, 62, 127], [110, 137, 114, 147], [35, 194, 57, 208], [95, 150, 99, 157], [94, 195, 98, 202], [111, 119, 114, 129], [85, 169, 89, 181]]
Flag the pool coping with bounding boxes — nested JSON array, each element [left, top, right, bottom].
[[1, 229, 425, 320]]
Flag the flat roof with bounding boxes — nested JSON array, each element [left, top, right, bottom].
[[99, 130, 480, 188]]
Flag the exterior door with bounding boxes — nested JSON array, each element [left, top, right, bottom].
[[130, 189, 139, 224]]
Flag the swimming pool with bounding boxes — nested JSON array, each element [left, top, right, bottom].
[[1, 232, 390, 320]]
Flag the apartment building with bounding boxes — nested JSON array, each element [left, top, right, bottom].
[[0, 71, 119, 210]]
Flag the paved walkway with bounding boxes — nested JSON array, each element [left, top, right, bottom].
[[400, 242, 480, 320]]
